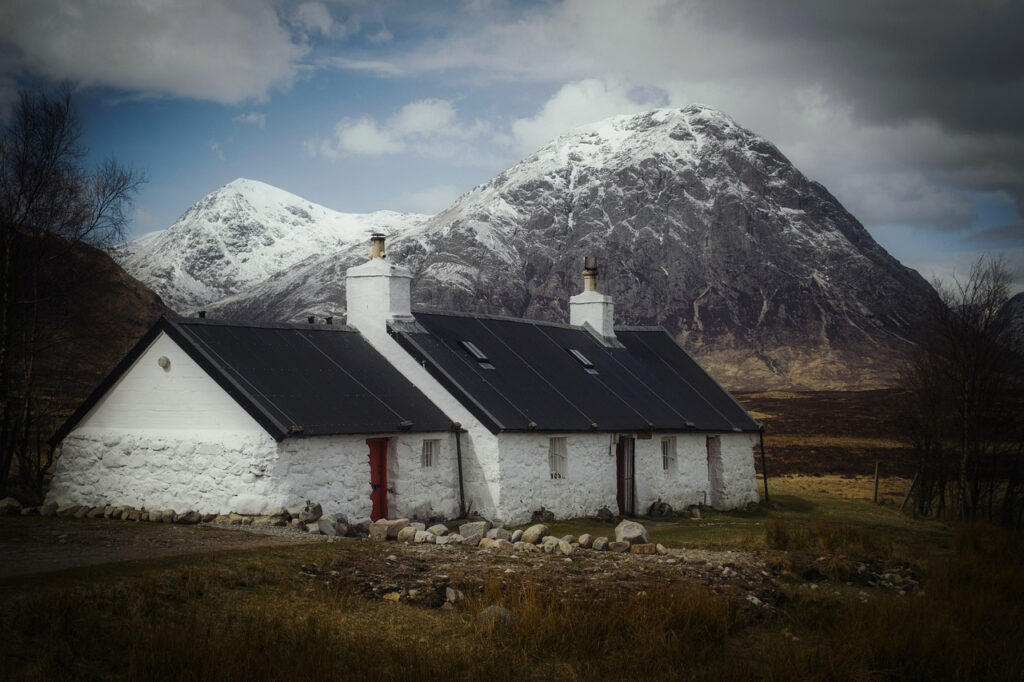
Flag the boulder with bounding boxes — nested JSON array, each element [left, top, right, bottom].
[[0, 497, 23, 515], [369, 520, 390, 540], [176, 510, 202, 525], [397, 527, 418, 543], [560, 534, 576, 544], [630, 543, 658, 555], [478, 537, 496, 549], [656, 544, 668, 555], [614, 520, 649, 545], [318, 516, 347, 537], [414, 530, 436, 544], [494, 539, 514, 552], [592, 536, 610, 551], [647, 499, 674, 516], [486, 527, 512, 541], [510, 529, 523, 543], [40, 501, 59, 517], [20, 506, 40, 516], [298, 502, 322, 524], [531, 507, 555, 523], [521, 524, 549, 544], [409, 522, 426, 532], [386, 518, 411, 539], [558, 540, 574, 556], [74, 506, 90, 519], [161, 510, 176, 523], [427, 524, 449, 537], [578, 533, 593, 549], [128, 510, 142, 522], [86, 507, 105, 519], [595, 506, 615, 522], [458, 520, 491, 546], [609, 541, 631, 553]]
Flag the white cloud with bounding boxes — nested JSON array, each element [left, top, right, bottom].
[[0, 0, 306, 104], [396, 184, 464, 214], [511, 78, 664, 153], [319, 57, 405, 76], [208, 141, 225, 161], [289, 2, 359, 40], [233, 112, 266, 129], [368, 27, 394, 44], [309, 98, 492, 160]]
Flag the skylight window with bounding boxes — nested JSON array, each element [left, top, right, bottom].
[[460, 340, 494, 369], [567, 348, 599, 374]]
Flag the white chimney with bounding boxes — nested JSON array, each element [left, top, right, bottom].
[[569, 256, 615, 341], [345, 234, 413, 335]]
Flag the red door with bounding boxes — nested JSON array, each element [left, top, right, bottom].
[[368, 438, 388, 521], [616, 436, 635, 516]]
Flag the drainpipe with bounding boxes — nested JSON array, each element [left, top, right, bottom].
[[453, 422, 466, 518], [759, 426, 769, 504]]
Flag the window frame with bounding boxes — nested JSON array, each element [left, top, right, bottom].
[[661, 436, 677, 473], [421, 439, 440, 468], [549, 437, 567, 480]]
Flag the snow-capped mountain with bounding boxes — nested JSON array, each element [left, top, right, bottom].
[[197, 105, 936, 389], [115, 178, 429, 309]]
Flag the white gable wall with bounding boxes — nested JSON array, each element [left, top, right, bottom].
[[75, 332, 263, 433]]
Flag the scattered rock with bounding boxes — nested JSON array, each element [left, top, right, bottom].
[[595, 506, 615, 522], [0, 497, 23, 515], [86, 507, 105, 519], [479, 537, 496, 549], [655, 544, 668, 555], [40, 502, 58, 517], [608, 541, 631, 553], [414, 530, 436, 544], [614, 520, 649, 545], [531, 507, 555, 523], [560, 534, 576, 544], [56, 505, 81, 518], [352, 520, 371, 537], [746, 594, 764, 607], [128, 510, 142, 522], [161, 510, 176, 523], [592, 536, 610, 551], [459, 520, 491, 546], [318, 515, 347, 537], [427, 524, 449, 536], [521, 524, 549, 544], [298, 502, 322, 524], [397, 526, 418, 543], [486, 527, 512, 541], [445, 587, 464, 603], [20, 506, 40, 516], [494, 539, 514, 552], [510, 529, 523, 543], [73, 506, 89, 519], [176, 510, 202, 525], [630, 543, 658, 555], [201, 513, 217, 523], [687, 505, 702, 520], [558, 540, 574, 556], [647, 499, 674, 516], [578, 533, 593, 549]]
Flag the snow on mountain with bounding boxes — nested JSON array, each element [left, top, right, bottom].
[[189, 106, 939, 389], [115, 178, 428, 310]]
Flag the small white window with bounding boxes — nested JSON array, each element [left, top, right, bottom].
[[661, 437, 677, 473], [549, 437, 567, 479], [421, 439, 440, 467]]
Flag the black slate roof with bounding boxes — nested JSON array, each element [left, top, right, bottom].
[[389, 311, 760, 434], [53, 316, 454, 443]]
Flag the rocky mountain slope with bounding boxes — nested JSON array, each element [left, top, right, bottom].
[[194, 106, 936, 390], [116, 178, 428, 310]]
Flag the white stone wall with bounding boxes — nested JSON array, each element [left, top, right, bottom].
[[494, 433, 617, 525], [47, 430, 456, 522], [715, 432, 760, 509], [634, 434, 712, 511]]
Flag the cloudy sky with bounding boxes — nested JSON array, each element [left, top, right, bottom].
[[1, 0, 1022, 290]]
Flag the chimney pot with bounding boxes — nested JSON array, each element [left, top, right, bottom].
[[582, 256, 599, 292], [369, 233, 386, 260]]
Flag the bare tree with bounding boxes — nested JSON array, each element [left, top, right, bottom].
[[0, 87, 144, 499], [899, 257, 1023, 526]]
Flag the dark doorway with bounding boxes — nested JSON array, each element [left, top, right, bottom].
[[367, 438, 388, 521], [616, 436, 636, 516]]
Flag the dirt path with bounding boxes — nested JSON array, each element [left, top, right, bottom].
[[0, 517, 324, 579]]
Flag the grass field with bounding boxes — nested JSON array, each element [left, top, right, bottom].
[[2, 478, 1021, 681]]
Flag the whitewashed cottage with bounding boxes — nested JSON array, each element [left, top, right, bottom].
[[47, 236, 760, 525]]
